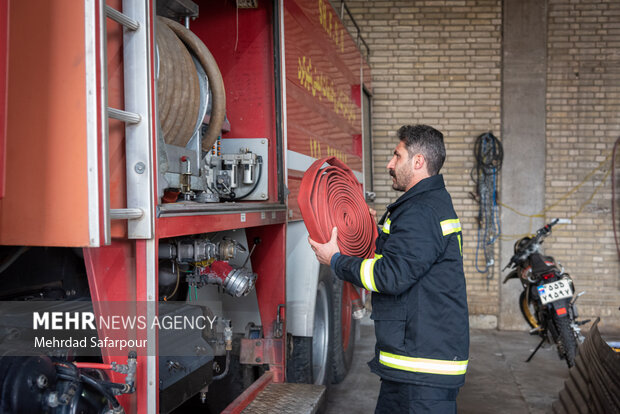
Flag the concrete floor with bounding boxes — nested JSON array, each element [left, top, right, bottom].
[[326, 318, 574, 414]]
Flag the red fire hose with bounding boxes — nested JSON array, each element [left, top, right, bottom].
[[298, 157, 377, 259], [72, 362, 113, 370]]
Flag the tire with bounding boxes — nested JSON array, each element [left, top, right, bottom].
[[554, 315, 578, 368], [519, 290, 539, 329], [332, 277, 356, 384], [286, 336, 313, 384], [287, 267, 334, 385]]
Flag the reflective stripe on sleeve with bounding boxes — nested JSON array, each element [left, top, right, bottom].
[[440, 219, 461, 236], [379, 351, 468, 375], [382, 218, 391, 234], [359, 254, 382, 292]]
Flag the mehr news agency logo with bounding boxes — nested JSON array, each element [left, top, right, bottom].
[[32, 311, 218, 351]]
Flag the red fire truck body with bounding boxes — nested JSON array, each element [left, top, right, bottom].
[[0, 0, 371, 412]]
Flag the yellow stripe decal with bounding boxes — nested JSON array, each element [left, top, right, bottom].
[[379, 351, 468, 375], [382, 218, 391, 234], [440, 219, 461, 236], [359, 254, 381, 292], [457, 234, 462, 256]]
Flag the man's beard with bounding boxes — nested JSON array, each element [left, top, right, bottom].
[[389, 168, 411, 192]]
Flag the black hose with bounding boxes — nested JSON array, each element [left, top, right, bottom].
[[473, 132, 503, 174], [233, 156, 263, 201], [212, 351, 231, 381], [98, 380, 131, 395], [81, 373, 122, 409], [54, 361, 79, 378], [54, 360, 128, 406]]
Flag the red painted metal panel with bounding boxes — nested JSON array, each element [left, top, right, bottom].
[[245, 223, 286, 382], [284, 0, 364, 218], [239, 338, 285, 366], [0, 0, 8, 199], [190, 1, 279, 202], [0, 0, 91, 246], [134, 240, 153, 414], [287, 170, 304, 221], [157, 209, 287, 239], [83, 240, 156, 413], [284, 0, 363, 163], [83, 241, 138, 413]]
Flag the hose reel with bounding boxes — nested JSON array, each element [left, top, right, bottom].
[[156, 16, 225, 151]]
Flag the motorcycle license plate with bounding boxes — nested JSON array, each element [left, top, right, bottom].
[[537, 280, 573, 305]]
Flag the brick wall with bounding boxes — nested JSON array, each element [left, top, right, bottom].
[[346, 0, 503, 324], [545, 0, 620, 329], [346, 0, 620, 329]]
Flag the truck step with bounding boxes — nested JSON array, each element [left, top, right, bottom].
[[242, 383, 326, 414]]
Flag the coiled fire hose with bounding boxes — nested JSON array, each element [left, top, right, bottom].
[[298, 157, 377, 259], [157, 17, 226, 150], [156, 16, 200, 147]]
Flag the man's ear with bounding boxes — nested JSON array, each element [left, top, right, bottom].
[[413, 153, 426, 170]]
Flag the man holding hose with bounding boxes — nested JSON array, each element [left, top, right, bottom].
[[309, 124, 469, 414]]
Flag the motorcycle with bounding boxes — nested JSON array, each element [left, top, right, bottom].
[[503, 219, 588, 367]]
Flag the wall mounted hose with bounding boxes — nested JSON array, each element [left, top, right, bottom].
[[158, 17, 226, 151], [471, 132, 503, 284], [298, 157, 377, 259]]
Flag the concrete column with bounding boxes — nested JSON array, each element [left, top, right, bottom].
[[499, 0, 547, 330]]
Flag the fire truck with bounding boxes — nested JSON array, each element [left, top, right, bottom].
[[0, 0, 372, 412]]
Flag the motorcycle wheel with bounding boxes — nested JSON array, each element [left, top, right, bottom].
[[519, 291, 539, 329], [553, 314, 578, 368]]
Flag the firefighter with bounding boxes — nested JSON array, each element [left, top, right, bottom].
[[309, 124, 469, 413]]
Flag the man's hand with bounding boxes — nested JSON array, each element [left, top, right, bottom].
[[308, 227, 340, 265], [369, 208, 377, 223]]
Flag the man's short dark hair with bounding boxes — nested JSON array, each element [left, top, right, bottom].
[[397, 124, 446, 175]]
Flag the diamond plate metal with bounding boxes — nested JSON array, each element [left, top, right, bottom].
[[242, 383, 326, 414]]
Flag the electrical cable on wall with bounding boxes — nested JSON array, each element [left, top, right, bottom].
[[470, 132, 503, 286], [498, 151, 613, 239]]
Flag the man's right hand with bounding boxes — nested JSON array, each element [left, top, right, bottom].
[[308, 227, 340, 265]]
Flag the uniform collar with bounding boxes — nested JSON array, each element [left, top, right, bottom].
[[387, 174, 445, 211]]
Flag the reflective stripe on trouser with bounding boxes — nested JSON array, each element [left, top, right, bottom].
[[440, 218, 461, 236], [379, 350, 468, 375], [359, 253, 382, 292]]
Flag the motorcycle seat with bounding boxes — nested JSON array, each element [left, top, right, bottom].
[[530, 254, 557, 275]]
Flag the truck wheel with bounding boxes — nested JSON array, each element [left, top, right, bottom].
[[331, 277, 356, 384], [286, 267, 334, 385], [286, 336, 313, 384]]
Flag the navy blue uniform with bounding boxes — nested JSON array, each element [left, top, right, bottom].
[[331, 174, 469, 409]]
